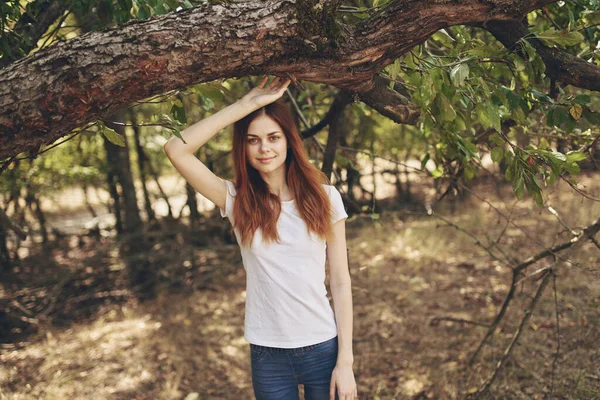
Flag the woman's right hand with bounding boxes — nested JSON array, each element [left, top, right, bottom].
[[241, 75, 292, 109]]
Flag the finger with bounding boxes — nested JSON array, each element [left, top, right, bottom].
[[268, 76, 281, 89], [329, 379, 336, 400], [276, 79, 291, 93], [258, 76, 269, 88]]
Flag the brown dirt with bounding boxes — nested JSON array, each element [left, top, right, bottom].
[[1, 172, 599, 399]]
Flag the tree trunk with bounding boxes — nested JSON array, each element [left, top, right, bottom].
[[185, 183, 200, 230], [104, 110, 143, 235], [103, 135, 124, 235], [321, 104, 346, 181], [129, 109, 156, 224], [82, 182, 98, 219], [0, 214, 11, 271]]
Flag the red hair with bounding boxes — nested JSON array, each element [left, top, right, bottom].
[[230, 99, 333, 247]]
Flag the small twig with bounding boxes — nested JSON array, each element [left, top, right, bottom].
[[10, 299, 34, 317], [550, 271, 561, 397], [559, 175, 600, 202], [429, 211, 513, 268], [471, 269, 552, 397], [546, 204, 578, 235], [63, 289, 134, 311], [456, 181, 592, 271], [514, 265, 552, 286], [429, 316, 490, 328]]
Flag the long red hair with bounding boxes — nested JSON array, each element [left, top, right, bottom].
[[230, 99, 333, 247]]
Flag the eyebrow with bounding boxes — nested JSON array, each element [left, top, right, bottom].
[[246, 131, 281, 137]]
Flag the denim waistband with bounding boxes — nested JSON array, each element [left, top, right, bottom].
[[250, 336, 337, 353]]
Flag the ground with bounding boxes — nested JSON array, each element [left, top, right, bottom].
[[0, 172, 599, 399]]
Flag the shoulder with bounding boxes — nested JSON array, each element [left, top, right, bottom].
[[222, 179, 237, 196], [321, 183, 339, 196]]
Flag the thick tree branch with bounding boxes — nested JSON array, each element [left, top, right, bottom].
[[0, 0, 554, 160], [484, 20, 600, 92]]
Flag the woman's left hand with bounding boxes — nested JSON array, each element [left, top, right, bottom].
[[330, 364, 358, 400]]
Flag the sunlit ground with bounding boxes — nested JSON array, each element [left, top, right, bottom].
[[1, 172, 599, 399]]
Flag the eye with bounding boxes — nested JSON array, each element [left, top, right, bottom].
[[248, 138, 258, 144], [270, 136, 280, 141]]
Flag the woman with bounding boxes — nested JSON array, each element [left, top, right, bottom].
[[164, 76, 357, 400]]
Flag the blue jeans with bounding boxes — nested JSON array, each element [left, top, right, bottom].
[[250, 336, 340, 400]]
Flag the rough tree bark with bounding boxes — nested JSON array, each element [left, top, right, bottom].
[[1, 0, 565, 161]]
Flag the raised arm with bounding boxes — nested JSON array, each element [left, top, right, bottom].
[[163, 76, 291, 211], [164, 97, 256, 211]]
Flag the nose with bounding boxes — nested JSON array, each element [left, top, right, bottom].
[[259, 141, 271, 154]]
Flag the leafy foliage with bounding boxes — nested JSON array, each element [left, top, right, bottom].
[[1, 0, 599, 209]]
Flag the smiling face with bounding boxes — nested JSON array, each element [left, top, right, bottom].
[[246, 115, 288, 175]]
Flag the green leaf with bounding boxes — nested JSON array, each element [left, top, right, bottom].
[[475, 102, 490, 127], [574, 95, 591, 106], [491, 147, 504, 163], [430, 68, 446, 93], [489, 133, 504, 147], [421, 153, 431, 170], [478, 77, 491, 98], [563, 162, 581, 175], [546, 106, 569, 127], [530, 88, 553, 104], [464, 164, 476, 180], [488, 101, 501, 132], [439, 95, 457, 122], [102, 126, 126, 147], [549, 151, 567, 162], [565, 151, 588, 163], [431, 165, 444, 178], [493, 88, 509, 109], [170, 103, 187, 124], [419, 74, 435, 108], [450, 63, 469, 87], [453, 113, 466, 131], [532, 190, 543, 206], [199, 95, 215, 111], [547, 171, 557, 185], [171, 128, 187, 144], [466, 45, 504, 58], [513, 175, 524, 199], [504, 89, 522, 111], [539, 138, 550, 149], [537, 28, 585, 47], [583, 110, 600, 125], [580, 11, 600, 27], [505, 163, 514, 180]]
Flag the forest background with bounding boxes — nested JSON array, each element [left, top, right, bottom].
[[0, 0, 599, 399]]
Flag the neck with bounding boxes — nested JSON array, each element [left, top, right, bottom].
[[260, 167, 289, 197]]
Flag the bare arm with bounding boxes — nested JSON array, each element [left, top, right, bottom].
[[163, 98, 257, 211], [326, 219, 354, 366], [163, 76, 291, 212]]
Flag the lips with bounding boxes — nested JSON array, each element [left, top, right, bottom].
[[258, 156, 275, 161]]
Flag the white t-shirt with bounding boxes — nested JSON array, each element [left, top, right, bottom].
[[219, 179, 348, 348]]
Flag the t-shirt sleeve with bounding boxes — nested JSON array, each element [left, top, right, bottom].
[[329, 185, 348, 224], [219, 179, 237, 221]]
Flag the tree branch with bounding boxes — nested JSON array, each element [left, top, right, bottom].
[[1, 0, 554, 159], [484, 20, 600, 92]]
